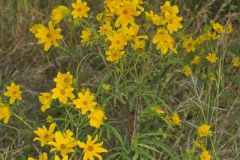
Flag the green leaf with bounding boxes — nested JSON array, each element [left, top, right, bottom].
[[106, 124, 126, 150], [132, 153, 139, 160], [143, 140, 176, 159], [136, 147, 155, 160]]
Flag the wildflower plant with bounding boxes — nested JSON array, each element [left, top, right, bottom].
[[26, 0, 240, 158], [0, 0, 239, 159]]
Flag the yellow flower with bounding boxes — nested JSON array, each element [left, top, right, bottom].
[[232, 56, 240, 68], [30, 24, 45, 34], [0, 104, 11, 124], [131, 38, 145, 50], [131, 34, 148, 50], [145, 10, 164, 25], [71, 0, 90, 19], [48, 130, 78, 156], [39, 152, 48, 160], [123, 24, 139, 41], [28, 152, 48, 160], [183, 37, 196, 53], [81, 28, 92, 43], [115, 0, 141, 27], [52, 86, 75, 104], [88, 108, 106, 128], [54, 72, 73, 88], [51, 5, 69, 24], [206, 31, 219, 40], [191, 56, 201, 65], [106, 49, 125, 63], [107, 32, 127, 50], [196, 34, 208, 44], [169, 112, 181, 126], [209, 73, 216, 81], [73, 89, 96, 115], [98, 22, 113, 36], [200, 150, 211, 160], [52, 72, 74, 104], [102, 84, 110, 92], [206, 53, 218, 64], [34, 123, 56, 147], [227, 23, 233, 34], [164, 14, 183, 33], [182, 65, 192, 77], [193, 139, 206, 150], [80, 28, 98, 46], [46, 115, 54, 123], [198, 124, 212, 137], [105, 0, 121, 13], [34, 21, 63, 51], [160, 1, 179, 17], [154, 106, 165, 115], [152, 28, 177, 55], [96, 13, 104, 21], [132, 0, 144, 12], [212, 22, 224, 34], [4, 82, 22, 104], [185, 148, 194, 155], [160, 1, 182, 33], [55, 155, 68, 160], [78, 135, 108, 160], [39, 92, 52, 112]]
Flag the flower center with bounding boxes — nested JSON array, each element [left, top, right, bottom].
[[116, 40, 120, 45], [123, 9, 128, 15], [60, 89, 65, 95], [168, 18, 173, 24], [60, 144, 66, 149], [87, 145, 94, 151], [159, 31, 165, 35], [77, 7, 82, 12], [12, 91, 17, 95], [64, 77, 69, 83], [83, 100, 88, 106], [112, 52, 118, 58], [44, 133, 49, 139], [188, 42, 193, 47], [46, 33, 52, 38]]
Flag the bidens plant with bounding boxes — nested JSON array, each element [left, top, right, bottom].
[[0, 0, 234, 159]]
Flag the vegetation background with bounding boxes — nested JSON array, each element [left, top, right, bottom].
[[0, 0, 240, 159]]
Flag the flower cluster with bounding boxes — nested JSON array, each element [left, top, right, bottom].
[[4, 0, 237, 159], [0, 82, 22, 124], [153, 106, 182, 126], [29, 0, 238, 74], [180, 20, 233, 77], [98, 0, 148, 62], [187, 124, 212, 160], [30, 123, 108, 159], [39, 72, 106, 129], [151, 1, 182, 54]]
